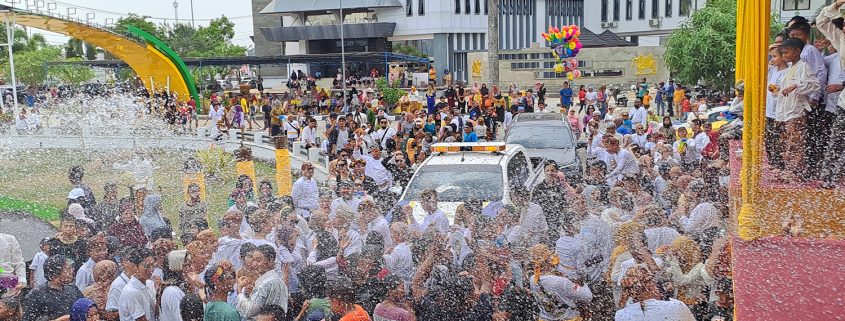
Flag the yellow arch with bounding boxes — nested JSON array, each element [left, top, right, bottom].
[[0, 11, 190, 101]]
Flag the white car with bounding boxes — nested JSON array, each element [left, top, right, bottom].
[[673, 106, 730, 131], [399, 142, 545, 225]]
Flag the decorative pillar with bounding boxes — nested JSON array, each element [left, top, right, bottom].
[[275, 136, 292, 197], [735, 0, 770, 240], [181, 156, 207, 202], [234, 145, 258, 192]]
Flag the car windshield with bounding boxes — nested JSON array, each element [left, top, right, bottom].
[[403, 164, 503, 202], [506, 125, 574, 149]]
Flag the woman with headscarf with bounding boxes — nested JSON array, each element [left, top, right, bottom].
[[70, 298, 99, 321], [139, 194, 166, 237], [82, 260, 117, 311], [528, 244, 593, 321], [108, 198, 148, 249]]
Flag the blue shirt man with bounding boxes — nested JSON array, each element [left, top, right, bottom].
[[463, 126, 479, 142], [559, 83, 574, 108]]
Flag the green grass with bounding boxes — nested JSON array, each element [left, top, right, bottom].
[[0, 149, 278, 229], [0, 196, 61, 221]]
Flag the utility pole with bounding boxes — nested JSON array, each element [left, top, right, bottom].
[[189, 0, 195, 28], [340, 0, 346, 111], [487, 0, 499, 86]]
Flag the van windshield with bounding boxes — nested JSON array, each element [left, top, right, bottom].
[[403, 164, 504, 202]]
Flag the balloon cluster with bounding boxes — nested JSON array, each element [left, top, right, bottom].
[[542, 25, 583, 80]]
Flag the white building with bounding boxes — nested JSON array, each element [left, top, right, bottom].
[[583, 0, 708, 46], [772, 0, 829, 23]]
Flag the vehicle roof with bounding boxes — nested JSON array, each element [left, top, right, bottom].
[[422, 143, 524, 166], [513, 112, 565, 123]]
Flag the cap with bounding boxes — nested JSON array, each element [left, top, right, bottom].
[[68, 188, 85, 200]]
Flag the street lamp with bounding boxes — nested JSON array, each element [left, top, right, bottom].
[[172, 1, 178, 22]]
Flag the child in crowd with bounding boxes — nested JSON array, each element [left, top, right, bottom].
[[776, 37, 821, 181]]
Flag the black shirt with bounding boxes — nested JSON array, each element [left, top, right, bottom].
[[416, 293, 493, 321], [22, 284, 83, 321]]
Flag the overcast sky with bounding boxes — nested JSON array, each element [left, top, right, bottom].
[[14, 0, 255, 48]]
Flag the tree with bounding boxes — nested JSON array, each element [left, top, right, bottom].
[[113, 14, 164, 40], [487, 0, 499, 86], [65, 38, 84, 59], [664, 0, 737, 91], [2, 46, 61, 85], [50, 58, 95, 85]]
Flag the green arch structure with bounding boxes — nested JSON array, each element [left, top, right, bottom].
[[125, 25, 201, 110]]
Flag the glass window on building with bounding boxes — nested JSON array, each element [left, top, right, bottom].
[[602, 0, 609, 22], [614, 0, 621, 21], [652, 0, 659, 18], [456, 0, 461, 14], [665, 0, 672, 17], [782, 0, 810, 11], [466, 0, 471, 14], [484, 0, 488, 15], [419, 0, 425, 15], [679, 0, 691, 16], [639, 0, 646, 19], [407, 0, 413, 16], [626, 0, 633, 20], [475, 0, 481, 13]]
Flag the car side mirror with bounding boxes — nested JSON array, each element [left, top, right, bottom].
[[577, 141, 588, 149]]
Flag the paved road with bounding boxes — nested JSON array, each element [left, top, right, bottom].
[[0, 211, 56, 259]]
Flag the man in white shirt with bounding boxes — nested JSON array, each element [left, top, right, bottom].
[[605, 137, 640, 187], [688, 119, 711, 162], [204, 102, 225, 136], [673, 180, 722, 236], [629, 99, 648, 128], [414, 189, 449, 234], [237, 245, 289, 317], [384, 222, 414, 283], [119, 248, 158, 321], [75, 234, 107, 290], [372, 117, 397, 150], [291, 162, 319, 218], [358, 145, 393, 191], [614, 265, 695, 321], [0, 233, 26, 294], [284, 114, 300, 142], [29, 238, 50, 287], [330, 181, 361, 219], [300, 118, 318, 148], [209, 210, 246, 269], [356, 196, 394, 248], [629, 124, 648, 149], [789, 19, 828, 106]]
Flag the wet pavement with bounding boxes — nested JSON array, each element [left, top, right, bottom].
[[0, 211, 56, 259]]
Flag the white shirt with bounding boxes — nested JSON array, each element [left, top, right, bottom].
[[800, 43, 828, 102], [554, 235, 585, 280], [689, 132, 711, 161], [372, 127, 397, 149], [301, 125, 317, 144], [159, 286, 185, 321], [504, 111, 514, 130], [673, 139, 697, 165], [29, 251, 48, 286], [74, 258, 96, 290], [629, 133, 647, 148], [614, 298, 695, 321], [530, 275, 593, 321], [766, 65, 787, 119], [360, 155, 393, 188], [284, 120, 300, 140], [606, 149, 640, 187], [209, 107, 224, 122], [383, 242, 414, 283], [520, 202, 549, 247], [210, 236, 246, 270], [106, 272, 130, 311], [291, 177, 319, 217], [817, 3, 845, 111], [366, 215, 394, 249], [630, 106, 648, 127], [0, 233, 26, 286], [329, 197, 360, 220], [237, 269, 290, 317], [825, 52, 845, 113], [585, 91, 598, 104], [332, 228, 363, 257], [577, 214, 613, 282], [119, 277, 157, 321], [679, 202, 722, 236], [774, 60, 821, 122], [415, 210, 449, 234]]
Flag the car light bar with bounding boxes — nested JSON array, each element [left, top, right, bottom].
[[430, 142, 507, 153]]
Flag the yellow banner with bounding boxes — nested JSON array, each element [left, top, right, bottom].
[[181, 173, 207, 202], [275, 149, 293, 196], [235, 160, 258, 192]]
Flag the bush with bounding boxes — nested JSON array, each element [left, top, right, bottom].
[[375, 77, 407, 107], [195, 145, 233, 179]]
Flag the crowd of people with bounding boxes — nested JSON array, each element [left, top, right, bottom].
[[17, 4, 845, 319]]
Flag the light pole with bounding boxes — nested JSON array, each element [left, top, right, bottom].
[[172, 1, 178, 22], [189, 0, 194, 28], [339, 0, 346, 111]]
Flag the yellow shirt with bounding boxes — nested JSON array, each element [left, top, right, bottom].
[[673, 90, 685, 104], [240, 98, 248, 112], [643, 94, 652, 105]]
